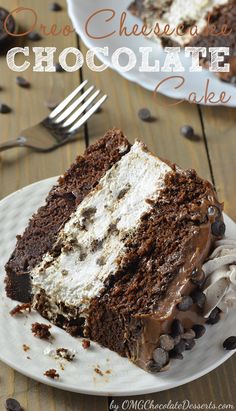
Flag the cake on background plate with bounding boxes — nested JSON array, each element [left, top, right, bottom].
[[5, 129, 226, 372], [128, 0, 236, 84]]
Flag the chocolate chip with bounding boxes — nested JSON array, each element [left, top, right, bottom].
[[55, 63, 65, 72], [159, 334, 175, 351], [171, 319, 184, 337], [211, 221, 226, 237], [138, 108, 152, 122], [223, 336, 236, 350], [182, 329, 196, 340], [27, 31, 42, 41], [191, 290, 206, 309], [185, 339, 196, 351], [146, 359, 162, 373], [173, 335, 181, 345], [169, 352, 183, 360], [192, 324, 206, 339], [190, 268, 206, 288], [16, 76, 30, 88], [0, 103, 11, 113], [180, 125, 194, 138], [206, 307, 221, 325], [49, 2, 62, 11], [5, 398, 22, 411], [177, 296, 193, 311], [173, 340, 186, 354], [208, 206, 221, 218], [153, 348, 169, 369]]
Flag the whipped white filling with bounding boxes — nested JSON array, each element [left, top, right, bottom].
[[203, 239, 236, 317], [32, 141, 172, 315], [141, 0, 229, 46]]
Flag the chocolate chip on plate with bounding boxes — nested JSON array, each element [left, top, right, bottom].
[[206, 307, 221, 325], [177, 296, 193, 311], [223, 336, 236, 350], [27, 31, 42, 41], [192, 324, 206, 339], [173, 335, 181, 345], [171, 319, 184, 337], [191, 268, 206, 287], [16, 76, 30, 88], [138, 108, 152, 122], [146, 359, 162, 373], [173, 340, 186, 354], [211, 220, 226, 237], [191, 290, 206, 309], [185, 339, 196, 351], [182, 329, 196, 340], [169, 352, 184, 360], [153, 348, 169, 369], [5, 398, 22, 411], [159, 334, 175, 351], [49, 2, 62, 11], [0, 103, 11, 113], [208, 206, 221, 218]]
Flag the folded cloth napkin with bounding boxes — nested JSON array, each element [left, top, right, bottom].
[[203, 239, 236, 317]]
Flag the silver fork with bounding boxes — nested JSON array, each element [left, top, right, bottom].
[[0, 80, 107, 153]]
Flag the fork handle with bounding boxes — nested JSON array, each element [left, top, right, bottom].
[[0, 137, 26, 152]]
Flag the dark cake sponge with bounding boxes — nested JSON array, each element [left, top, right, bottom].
[[5, 129, 131, 302]]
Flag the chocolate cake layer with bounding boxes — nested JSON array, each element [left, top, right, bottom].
[[5, 129, 130, 302]]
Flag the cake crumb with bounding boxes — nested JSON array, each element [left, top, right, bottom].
[[56, 348, 75, 361], [82, 339, 90, 349], [44, 369, 59, 379], [23, 344, 30, 352], [105, 369, 111, 374], [94, 367, 103, 376], [60, 363, 65, 371], [31, 322, 52, 340], [10, 303, 31, 316]]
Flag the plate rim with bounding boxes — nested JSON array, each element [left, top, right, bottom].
[[0, 177, 235, 397]]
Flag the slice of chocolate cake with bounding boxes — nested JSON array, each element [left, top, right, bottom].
[[5, 130, 225, 372], [128, 0, 236, 84]]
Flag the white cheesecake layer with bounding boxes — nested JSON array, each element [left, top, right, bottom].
[[32, 142, 172, 314]]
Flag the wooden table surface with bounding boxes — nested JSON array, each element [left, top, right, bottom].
[[0, 1, 235, 410]]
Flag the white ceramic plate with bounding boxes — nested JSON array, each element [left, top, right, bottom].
[[0, 178, 235, 396], [67, 0, 236, 107]]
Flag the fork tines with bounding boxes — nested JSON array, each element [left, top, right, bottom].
[[49, 80, 107, 134]]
